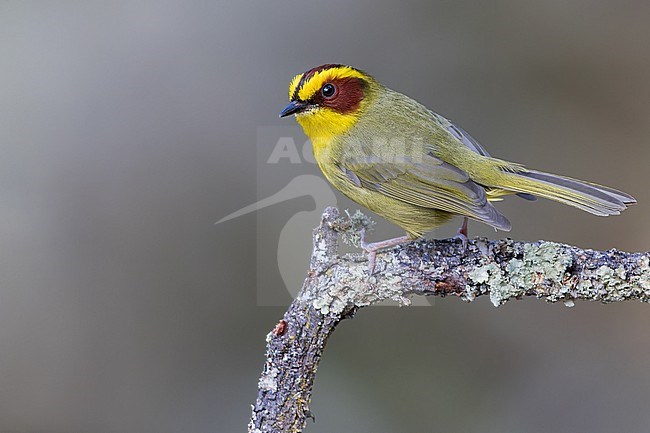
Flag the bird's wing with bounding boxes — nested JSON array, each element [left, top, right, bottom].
[[441, 116, 537, 201], [445, 121, 492, 157], [339, 151, 511, 231]]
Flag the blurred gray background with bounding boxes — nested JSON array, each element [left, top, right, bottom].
[[1, 1, 649, 432]]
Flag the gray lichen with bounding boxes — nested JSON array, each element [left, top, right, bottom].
[[249, 207, 650, 433], [304, 262, 411, 316], [468, 241, 573, 306], [573, 255, 650, 302], [331, 209, 374, 248], [258, 366, 279, 393]]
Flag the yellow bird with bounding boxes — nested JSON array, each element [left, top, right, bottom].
[[280, 64, 635, 271]]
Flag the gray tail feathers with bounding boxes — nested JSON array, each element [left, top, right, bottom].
[[502, 170, 636, 216]]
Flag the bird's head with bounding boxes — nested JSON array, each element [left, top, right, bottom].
[[280, 64, 375, 142]]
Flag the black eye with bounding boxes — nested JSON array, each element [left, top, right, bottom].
[[321, 83, 336, 98]]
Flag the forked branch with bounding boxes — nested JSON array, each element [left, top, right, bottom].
[[248, 207, 649, 433]]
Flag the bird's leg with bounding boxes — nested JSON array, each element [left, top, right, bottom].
[[457, 217, 468, 238], [360, 228, 411, 274], [453, 217, 469, 252]]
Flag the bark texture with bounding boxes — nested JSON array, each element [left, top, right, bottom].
[[248, 207, 649, 433]]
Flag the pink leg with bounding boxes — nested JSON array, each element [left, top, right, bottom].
[[457, 217, 468, 238], [453, 217, 469, 252], [360, 229, 411, 274]]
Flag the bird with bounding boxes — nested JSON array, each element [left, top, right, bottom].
[[279, 64, 636, 272]]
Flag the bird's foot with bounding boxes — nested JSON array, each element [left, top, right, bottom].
[[360, 228, 411, 274], [452, 217, 469, 253]]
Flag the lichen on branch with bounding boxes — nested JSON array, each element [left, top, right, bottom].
[[248, 207, 649, 433]]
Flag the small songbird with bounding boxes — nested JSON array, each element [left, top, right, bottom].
[[280, 64, 636, 271]]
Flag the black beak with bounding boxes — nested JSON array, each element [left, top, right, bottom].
[[279, 100, 308, 118]]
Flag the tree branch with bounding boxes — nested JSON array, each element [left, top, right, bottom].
[[248, 207, 650, 433]]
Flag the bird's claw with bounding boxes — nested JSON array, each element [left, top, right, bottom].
[[360, 228, 412, 275], [366, 250, 377, 275], [360, 228, 377, 274]]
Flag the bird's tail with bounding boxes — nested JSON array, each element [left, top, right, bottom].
[[494, 169, 636, 216]]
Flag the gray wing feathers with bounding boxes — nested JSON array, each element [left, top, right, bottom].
[[342, 153, 512, 231]]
